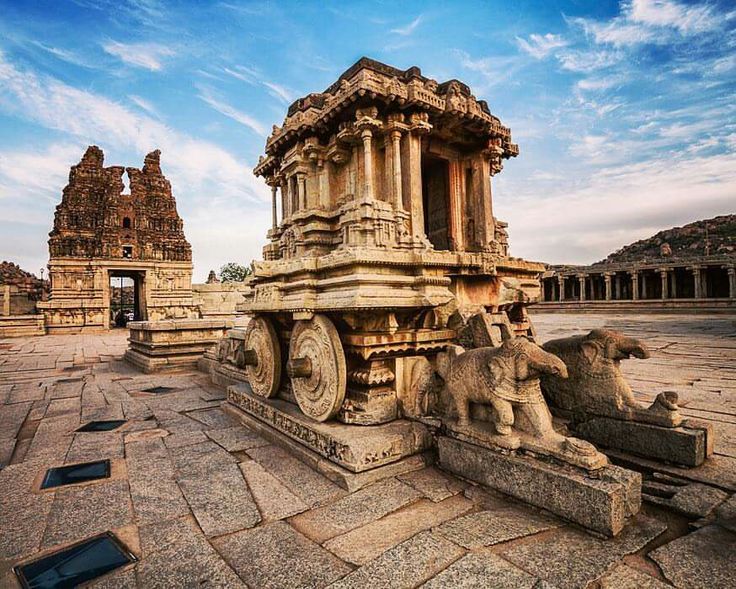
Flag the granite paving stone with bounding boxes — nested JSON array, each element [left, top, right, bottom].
[[289, 477, 423, 544], [128, 457, 190, 525], [176, 462, 261, 537], [421, 552, 539, 589], [41, 479, 134, 548], [397, 466, 467, 502], [169, 439, 237, 476], [239, 459, 309, 521], [213, 520, 352, 589], [435, 505, 562, 549], [650, 525, 736, 589], [206, 425, 269, 452], [324, 494, 474, 566], [598, 564, 671, 589], [500, 515, 668, 589], [64, 431, 124, 464], [188, 407, 238, 429], [162, 429, 208, 449], [0, 401, 31, 440], [326, 530, 465, 589], [0, 462, 56, 559], [246, 444, 346, 508], [137, 517, 246, 588]]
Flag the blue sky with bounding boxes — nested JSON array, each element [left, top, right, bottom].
[[0, 0, 734, 281]]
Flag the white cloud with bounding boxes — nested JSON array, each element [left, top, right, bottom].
[[557, 49, 622, 72], [0, 53, 270, 281], [262, 81, 294, 104], [628, 0, 719, 34], [128, 94, 159, 117], [516, 33, 568, 59], [496, 151, 736, 265], [571, 0, 723, 48], [102, 40, 175, 71], [197, 88, 266, 135], [390, 15, 423, 36]]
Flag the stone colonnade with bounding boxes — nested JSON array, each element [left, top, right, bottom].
[[542, 262, 736, 302]]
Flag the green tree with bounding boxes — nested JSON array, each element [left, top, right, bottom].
[[219, 262, 252, 282]]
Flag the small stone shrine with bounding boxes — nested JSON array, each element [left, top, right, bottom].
[[38, 146, 199, 332], [203, 57, 715, 536]]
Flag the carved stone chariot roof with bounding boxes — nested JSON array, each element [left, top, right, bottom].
[[254, 57, 519, 178]]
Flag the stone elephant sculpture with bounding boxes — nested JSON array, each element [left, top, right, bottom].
[[437, 337, 566, 436], [541, 329, 681, 427]]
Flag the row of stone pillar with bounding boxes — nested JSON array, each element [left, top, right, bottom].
[[546, 265, 736, 302]]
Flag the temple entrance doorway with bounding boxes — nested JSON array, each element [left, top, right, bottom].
[[421, 155, 451, 250], [108, 270, 146, 328]]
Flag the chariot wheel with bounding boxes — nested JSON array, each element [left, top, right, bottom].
[[288, 315, 346, 422], [241, 315, 281, 398]]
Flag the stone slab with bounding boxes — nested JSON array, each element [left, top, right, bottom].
[[575, 417, 712, 467], [289, 477, 422, 544], [41, 480, 134, 548], [239, 460, 309, 521], [323, 494, 473, 565], [225, 400, 431, 492], [438, 436, 641, 537], [650, 525, 736, 589], [598, 564, 671, 589], [327, 530, 465, 589], [176, 462, 261, 537], [435, 505, 562, 549], [227, 384, 432, 473], [608, 449, 736, 492], [212, 521, 352, 589], [397, 466, 467, 502], [245, 444, 347, 508], [137, 516, 246, 588], [500, 515, 668, 589], [421, 552, 539, 589]]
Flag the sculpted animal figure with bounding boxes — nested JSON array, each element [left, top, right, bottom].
[[437, 337, 567, 437], [541, 329, 681, 427]]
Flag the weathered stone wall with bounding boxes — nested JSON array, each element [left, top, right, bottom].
[[193, 282, 251, 318]]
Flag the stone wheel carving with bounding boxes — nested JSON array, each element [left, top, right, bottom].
[[289, 315, 346, 422], [243, 315, 281, 398]]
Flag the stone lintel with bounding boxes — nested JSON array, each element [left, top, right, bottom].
[[437, 436, 641, 537], [574, 417, 713, 467], [226, 385, 432, 475]]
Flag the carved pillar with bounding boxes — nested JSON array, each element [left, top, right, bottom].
[[692, 266, 703, 298], [604, 273, 612, 301], [447, 160, 464, 251], [558, 275, 565, 301], [360, 129, 374, 202], [641, 271, 648, 300], [726, 266, 736, 300], [631, 271, 639, 300], [615, 274, 621, 300], [671, 269, 678, 298], [280, 179, 288, 220], [297, 173, 307, 210], [402, 113, 431, 244], [659, 268, 669, 300], [578, 275, 586, 301], [390, 130, 403, 210], [270, 184, 278, 230]]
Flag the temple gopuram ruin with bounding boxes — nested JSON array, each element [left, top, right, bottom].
[[37, 146, 199, 332], [539, 215, 736, 313]]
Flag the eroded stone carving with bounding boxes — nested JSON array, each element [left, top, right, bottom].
[[541, 329, 682, 427], [437, 337, 607, 470]]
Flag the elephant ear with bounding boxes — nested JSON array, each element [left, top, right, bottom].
[[580, 341, 599, 364]]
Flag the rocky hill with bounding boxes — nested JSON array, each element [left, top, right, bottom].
[[595, 215, 736, 265]]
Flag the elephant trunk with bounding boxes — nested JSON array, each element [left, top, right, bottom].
[[617, 338, 650, 360], [531, 353, 568, 379]]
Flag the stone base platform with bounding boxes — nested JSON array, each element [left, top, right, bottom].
[[198, 353, 249, 388], [125, 318, 233, 373], [226, 384, 433, 491], [438, 436, 641, 537], [0, 314, 45, 337], [574, 417, 713, 467]]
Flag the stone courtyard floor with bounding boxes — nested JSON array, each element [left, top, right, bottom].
[[0, 313, 734, 588]]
